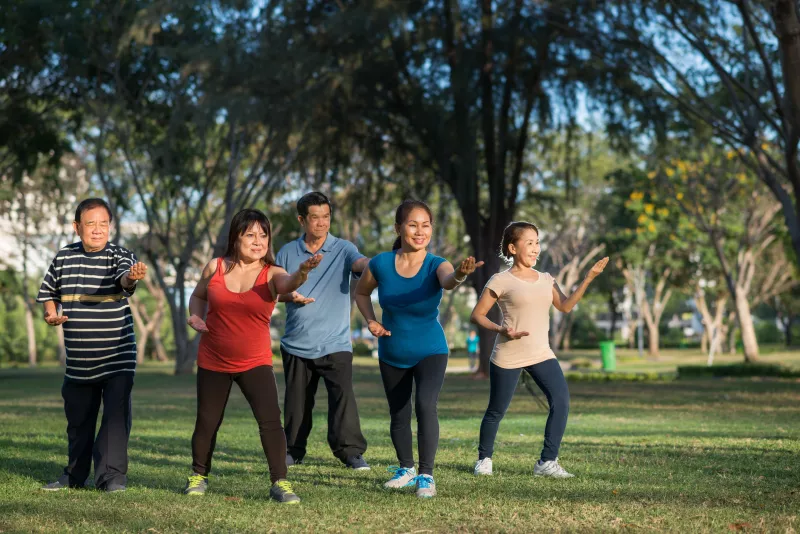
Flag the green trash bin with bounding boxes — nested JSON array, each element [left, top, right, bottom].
[[599, 341, 616, 371]]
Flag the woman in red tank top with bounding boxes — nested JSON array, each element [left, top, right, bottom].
[[183, 209, 321, 504]]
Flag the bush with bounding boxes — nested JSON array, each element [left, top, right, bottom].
[[677, 363, 800, 379], [352, 342, 373, 357], [755, 321, 783, 345], [569, 311, 608, 349], [564, 370, 675, 382], [569, 357, 595, 369]]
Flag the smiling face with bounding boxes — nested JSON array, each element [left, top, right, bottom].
[[237, 222, 270, 263], [396, 208, 433, 251], [508, 228, 540, 268], [299, 204, 331, 241], [73, 206, 111, 252]]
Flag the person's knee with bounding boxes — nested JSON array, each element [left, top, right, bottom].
[[550, 391, 570, 414]]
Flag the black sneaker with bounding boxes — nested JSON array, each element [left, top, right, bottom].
[[41, 474, 82, 491], [344, 454, 370, 471], [286, 453, 303, 467], [269, 479, 301, 504]]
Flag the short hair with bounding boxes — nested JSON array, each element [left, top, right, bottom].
[[500, 221, 539, 264], [74, 198, 113, 224], [297, 192, 332, 219]]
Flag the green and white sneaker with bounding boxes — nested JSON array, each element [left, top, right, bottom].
[[473, 457, 493, 476], [270, 479, 301, 504], [183, 473, 208, 495], [533, 458, 574, 478], [383, 466, 417, 489], [415, 474, 436, 498]]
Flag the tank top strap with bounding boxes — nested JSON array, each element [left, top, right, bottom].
[[215, 257, 226, 279], [256, 263, 271, 284]]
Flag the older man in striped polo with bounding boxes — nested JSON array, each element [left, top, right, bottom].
[[37, 198, 147, 493]]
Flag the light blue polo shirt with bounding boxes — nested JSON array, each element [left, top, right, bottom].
[[275, 234, 365, 359]]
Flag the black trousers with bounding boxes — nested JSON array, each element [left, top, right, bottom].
[[191, 365, 287, 483], [281, 349, 367, 462], [379, 353, 448, 476], [61, 373, 134, 489]]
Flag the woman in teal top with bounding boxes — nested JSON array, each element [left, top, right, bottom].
[[355, 199, 482, 499]]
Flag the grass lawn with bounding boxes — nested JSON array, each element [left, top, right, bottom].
[[0, 363, 798, 533]]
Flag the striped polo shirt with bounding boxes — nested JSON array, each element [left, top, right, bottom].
[[37, 242, 138, 382]]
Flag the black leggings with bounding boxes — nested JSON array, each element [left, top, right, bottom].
[[379, 354, 448, 476], [191, 365, 287, 483], [478, 358, 569, 462]]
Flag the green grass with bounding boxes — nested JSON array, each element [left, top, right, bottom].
[[1, 363, 799, 533]]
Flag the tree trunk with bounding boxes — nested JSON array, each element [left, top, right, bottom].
[[608, 289, 618, 340], [22, 297, 37, 367], [734, 289, 759, 362]]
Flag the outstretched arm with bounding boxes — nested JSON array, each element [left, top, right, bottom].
[[270, 254, 323, 296], [551, 257, 609, 313], [437, 257, 484, 291]]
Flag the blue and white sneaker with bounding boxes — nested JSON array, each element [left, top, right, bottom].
[[383, 466, 417, 489], [415, 474, 436, 498]]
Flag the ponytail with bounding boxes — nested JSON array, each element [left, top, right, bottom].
[[392, 237, 402, 250]]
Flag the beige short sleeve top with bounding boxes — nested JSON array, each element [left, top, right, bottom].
[[484, 269, 556, 369]]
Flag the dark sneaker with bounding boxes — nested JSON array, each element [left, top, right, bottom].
[[344, 454, 370, 471], [269, 479, 300, 504], [41, 474, 85, 491], [286, 453, 303, 467], [104, 483, 126, 493], [183, 473, 208, 495]]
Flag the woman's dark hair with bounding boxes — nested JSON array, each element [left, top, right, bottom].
[[500, 221, 539, 264], [75, 198, 113, 223], [223, 209, 275, 272], [297, 191, 333, 219], [392, 199, 434, 250]]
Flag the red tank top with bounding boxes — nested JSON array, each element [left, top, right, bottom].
[[197, 258, 275, 373]]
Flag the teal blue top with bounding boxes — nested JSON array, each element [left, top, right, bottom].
[[466, 335, 480, 353], [370, 251, 449, 368]]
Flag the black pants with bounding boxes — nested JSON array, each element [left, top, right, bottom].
[[379, 353, 448, 476], [191, 365, 287, 483], [281, 349, 367, 462], [61, 373, 134, 489], [478, 359, 570, 462]]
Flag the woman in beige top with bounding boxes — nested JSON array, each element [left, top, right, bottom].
[[469, 222, 608, 478]]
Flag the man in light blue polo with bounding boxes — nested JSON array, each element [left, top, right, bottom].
[[275, 192, 370, 470]]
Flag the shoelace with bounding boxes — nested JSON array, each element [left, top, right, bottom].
[[187, 475, 206, 488], [415, 475, 434, 489], [275, 480, 295, 493], [386, 465, 413, 478]]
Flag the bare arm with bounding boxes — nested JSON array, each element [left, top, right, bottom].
[[269, 254, 323, 296], [551, 257, 609, 313], [470, 287, 529, 339], [278, 291, 316, 305], [352, 256, 369, 273], [187, 259, 218, 333], [436, 256, 485, 291], [354, 263, 390, 336]]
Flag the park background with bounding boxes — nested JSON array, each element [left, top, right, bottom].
[[1, 1, 799, 532]]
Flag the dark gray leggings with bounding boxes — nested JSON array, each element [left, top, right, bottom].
[[478, 358, 569, 462], [379, 353, 448, 476]]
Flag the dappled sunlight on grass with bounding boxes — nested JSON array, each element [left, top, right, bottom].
[[0, 364, 798, 532]]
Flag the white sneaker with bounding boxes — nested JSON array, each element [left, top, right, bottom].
[[384, 466, 417, 489], [473, 457, 493, 476], [415, 474, 436, 498], [533, 458, 574, 478]]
